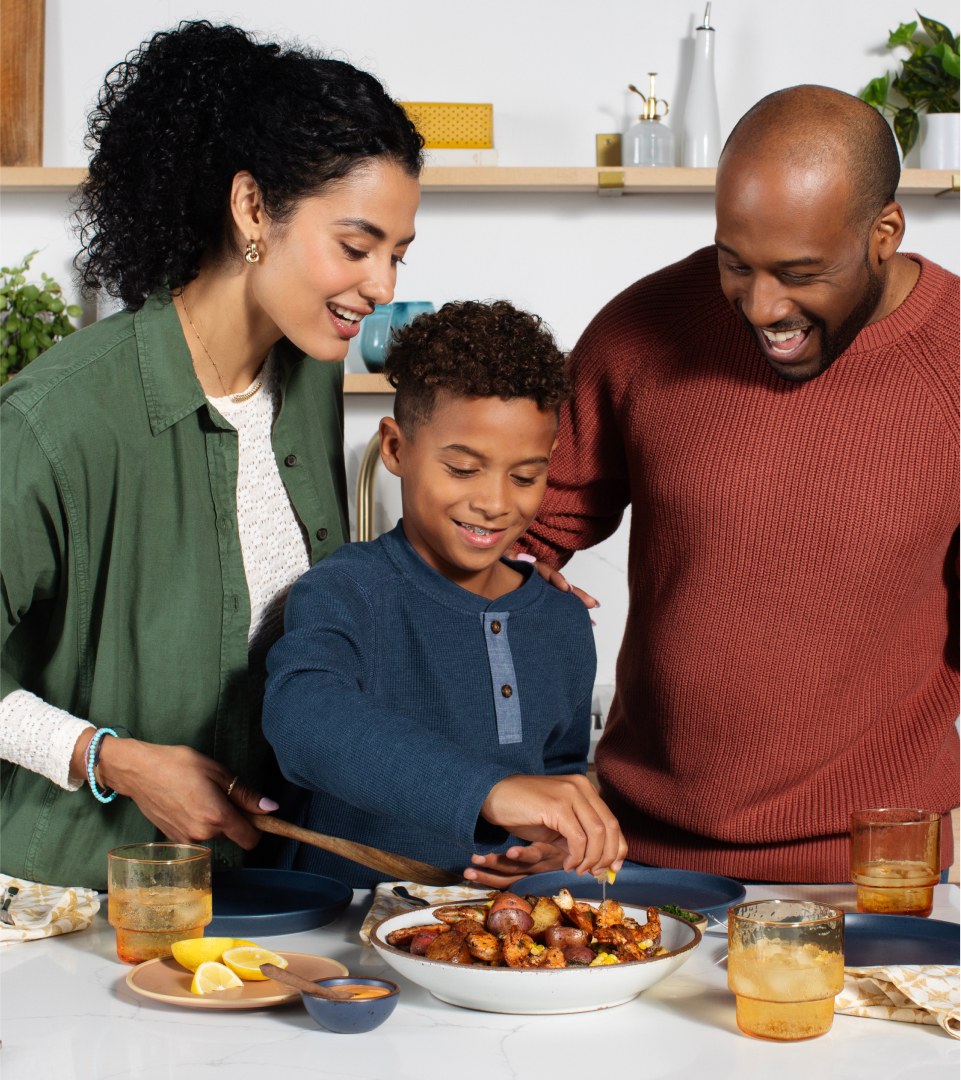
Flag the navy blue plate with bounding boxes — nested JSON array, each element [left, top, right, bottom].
[[843, 914, 960, 966], [512, 865, 746, 920], [207, 868, 352, 936]]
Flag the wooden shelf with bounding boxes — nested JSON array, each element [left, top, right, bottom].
[[423, 166, 720, 193], [344, 372, 391, 393], [2, 165, 957, 196], [1, 166, 85, 190]]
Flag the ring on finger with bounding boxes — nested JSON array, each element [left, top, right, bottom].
[[225, 775, 240, 798]]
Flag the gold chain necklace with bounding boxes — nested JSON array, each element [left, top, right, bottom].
[[178, 292, 264, 403]]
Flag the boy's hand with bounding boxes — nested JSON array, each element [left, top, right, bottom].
[[480, 774, 626, 878], [462, 841, 567, 889]]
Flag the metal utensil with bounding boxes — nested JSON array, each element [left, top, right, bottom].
[[259, 963, 366, 1000], [0, 886, 19, 926], [247, 814, 463, 887], [391, 885, 431, 907]]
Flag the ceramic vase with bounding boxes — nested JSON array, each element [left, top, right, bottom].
[[919, 113, 960, 169]]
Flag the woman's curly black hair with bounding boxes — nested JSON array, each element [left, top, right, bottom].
[[73, 21, 424, 307], [385, 300, 569, 434]]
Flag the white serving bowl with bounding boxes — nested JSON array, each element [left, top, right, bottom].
[[369, 899, 701, 1014]]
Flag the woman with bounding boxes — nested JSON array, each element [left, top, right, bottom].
[[0, 20, 422, 888]]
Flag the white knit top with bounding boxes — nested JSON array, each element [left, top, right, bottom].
[[0, 354, 311, 788]]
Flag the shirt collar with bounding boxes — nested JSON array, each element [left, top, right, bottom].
[[381, 521, 542, 613], [135, 292, 213, 435], [134, 292, 303, 435]]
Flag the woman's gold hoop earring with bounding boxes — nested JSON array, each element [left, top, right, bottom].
[[244, 240, 260, 264]]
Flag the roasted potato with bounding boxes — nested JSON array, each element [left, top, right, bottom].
[[543, 924, 590, 951], [528, 895, 563, 937], [487, 893, 534, 935]]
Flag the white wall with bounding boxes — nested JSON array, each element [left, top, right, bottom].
[[4, 0, 958, 682]]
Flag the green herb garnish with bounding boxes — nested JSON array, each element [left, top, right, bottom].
[[659, 904, 701, 923]]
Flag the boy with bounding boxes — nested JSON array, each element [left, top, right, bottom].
[[263, 300, 625, 888]]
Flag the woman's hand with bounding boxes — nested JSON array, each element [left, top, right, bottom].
[[96, 736, 277, 849], [462, 840, 567, 889], [479, 774, 626, 878]]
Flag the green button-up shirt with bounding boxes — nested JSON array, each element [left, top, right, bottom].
[[1, 293, 348, 887]]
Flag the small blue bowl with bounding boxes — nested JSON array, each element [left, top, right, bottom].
[[300, 977, 400, 1033]]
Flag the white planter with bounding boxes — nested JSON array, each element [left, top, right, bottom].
[[919, 112, 960, 169]]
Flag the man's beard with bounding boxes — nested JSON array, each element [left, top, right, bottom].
[[752, 256, 885, 384]]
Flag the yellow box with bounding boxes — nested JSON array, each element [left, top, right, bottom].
[[400, 102, 493, 149]]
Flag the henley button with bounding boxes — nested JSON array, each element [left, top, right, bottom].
[[284, 454, 298, 467], [501, 684, 513, 698], [490, 620, 502, 634], [316, 528, 328, 541]]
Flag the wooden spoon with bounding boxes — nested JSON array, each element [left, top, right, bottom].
[[247, 813, 463, 887], [260, 963, 363, 1000]]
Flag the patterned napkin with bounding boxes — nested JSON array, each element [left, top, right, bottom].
[[836, 965, 960, 1038], [0, 872, 101, 947], [359, 880, 493, 943]]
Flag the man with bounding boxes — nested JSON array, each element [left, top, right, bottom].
[[521, 85, 959, 883]]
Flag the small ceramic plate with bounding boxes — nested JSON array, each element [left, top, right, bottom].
[[125, 951, 349, 1010]]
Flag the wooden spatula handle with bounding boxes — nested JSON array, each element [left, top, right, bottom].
[[247, 813, 462, 887]]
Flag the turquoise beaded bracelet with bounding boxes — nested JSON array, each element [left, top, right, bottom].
[[86, 727, 118, 803]]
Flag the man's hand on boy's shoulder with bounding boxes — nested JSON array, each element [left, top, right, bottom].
[[462, 841, 567, 889], [510, 550, 599, 610]]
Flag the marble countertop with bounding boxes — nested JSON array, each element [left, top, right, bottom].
[[1, 882, 957, 1080]]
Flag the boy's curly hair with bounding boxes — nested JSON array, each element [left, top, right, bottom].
[[73, 20, 423, 308], [385, 300, 569, 434]]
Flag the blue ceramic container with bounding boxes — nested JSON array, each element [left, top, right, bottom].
[[300, 977, 400, 1033]]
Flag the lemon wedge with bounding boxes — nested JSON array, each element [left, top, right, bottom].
[[221, 945, 289, 981], [171, 937, 240, 972], [190, 961, 244, 995], [594, 868, 617, 885]]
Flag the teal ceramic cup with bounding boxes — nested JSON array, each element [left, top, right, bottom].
[[360, 302, 435, 372]]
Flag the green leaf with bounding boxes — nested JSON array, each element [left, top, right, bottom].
[[893, 107, 920, 155], [66, 305, 82, 317], [918, 13, 955, 48], [937, 43, 960, 80], [861, 74, 891, 109], [889, 20, 918, 48]]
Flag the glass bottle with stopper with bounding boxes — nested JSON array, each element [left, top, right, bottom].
[[623, 73, 675, 167]]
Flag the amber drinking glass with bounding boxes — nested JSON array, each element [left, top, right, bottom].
[[107, 842, 212, 964], [850, 808, 941, 917], [727, 900, 845, 1041]]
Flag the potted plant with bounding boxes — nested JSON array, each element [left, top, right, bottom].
[[0, 250, 82, 383], [860, 11, 959, 164]]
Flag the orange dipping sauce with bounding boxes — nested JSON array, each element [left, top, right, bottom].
[[340, 984, 393, 999]]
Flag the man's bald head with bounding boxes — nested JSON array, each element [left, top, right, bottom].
[[720, 85, 900, 231]]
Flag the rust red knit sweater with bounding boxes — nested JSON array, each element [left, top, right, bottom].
[[524, 247, 960, 882]]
